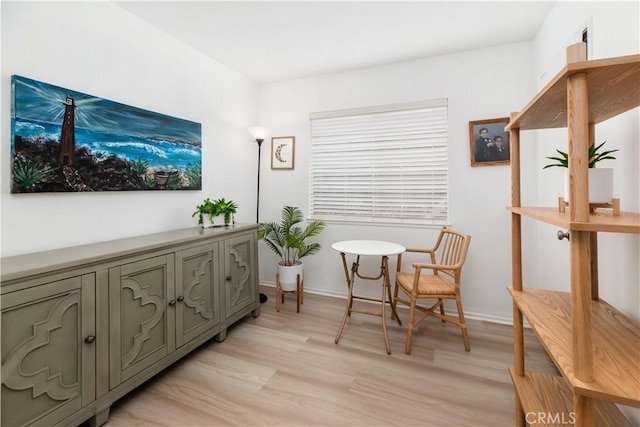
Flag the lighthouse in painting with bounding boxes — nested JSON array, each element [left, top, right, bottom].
[[59, 95, 76, 166]]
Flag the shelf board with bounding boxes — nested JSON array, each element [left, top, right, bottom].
[[509, 287, 640, 407], [509, 368, 632, 426], [506, 54, 640, 131], [507, 206, 640, 233]]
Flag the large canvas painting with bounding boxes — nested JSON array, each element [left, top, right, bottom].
[[10, 75, 202, 193]]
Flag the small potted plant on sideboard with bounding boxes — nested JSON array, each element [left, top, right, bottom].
[[192, 197, 238, 228]]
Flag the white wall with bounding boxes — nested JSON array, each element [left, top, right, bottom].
[[1, 1, 259, 257], [257, 42, 536, 324]]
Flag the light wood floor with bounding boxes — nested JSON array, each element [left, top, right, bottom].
[[105, 285, 557, 426]]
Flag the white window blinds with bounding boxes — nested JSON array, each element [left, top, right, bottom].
[[309, 99, 448, 225]]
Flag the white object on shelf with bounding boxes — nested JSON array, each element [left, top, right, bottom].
[[564, 168, 613, 204]]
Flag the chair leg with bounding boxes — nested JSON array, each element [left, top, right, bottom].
[[455, 296, 470, 351], [439, 298, 446, 323], [405, 296, 417, 354]]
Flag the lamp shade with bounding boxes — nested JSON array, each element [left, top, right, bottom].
[[248, 126, 269, 141]]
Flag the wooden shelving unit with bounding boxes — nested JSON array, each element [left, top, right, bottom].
[[507, 43, 640, 426]]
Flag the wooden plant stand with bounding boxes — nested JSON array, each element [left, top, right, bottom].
[[275, 273, 303, 313], [558, 197, 620, 216]]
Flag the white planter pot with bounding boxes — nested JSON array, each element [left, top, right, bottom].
[[563, 168, 613, 204], [202, 214, 223, 228], [278, 262, 303, 291]]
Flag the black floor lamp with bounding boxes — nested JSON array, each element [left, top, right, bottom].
[[249, 126, 269, 304]]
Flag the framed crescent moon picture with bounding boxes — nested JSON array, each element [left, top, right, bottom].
[[271, 136, 295, 170]]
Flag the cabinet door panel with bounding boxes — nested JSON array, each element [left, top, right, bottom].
[[224, 233, 257, 318], [1, 275, 95, 427], [176, 243, 221, 347], [109, 254, 174, 388]]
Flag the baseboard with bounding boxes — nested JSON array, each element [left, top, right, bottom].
[[259, 281, 528, 328]]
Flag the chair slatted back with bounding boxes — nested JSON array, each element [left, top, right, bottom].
[[434, 227, 471, 282]]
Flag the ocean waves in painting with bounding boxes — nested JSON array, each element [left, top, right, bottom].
[[14, 118, 201, 171]]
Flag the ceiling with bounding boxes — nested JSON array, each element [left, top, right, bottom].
[[115, 1, 555, 84]]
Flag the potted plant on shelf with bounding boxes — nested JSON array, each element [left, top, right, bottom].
[[192, 197, 238, 228], [258, 206, 326, 291], [543, 140, 618, 203]]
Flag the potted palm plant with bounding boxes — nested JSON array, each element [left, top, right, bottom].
[[192, 197, 238, 228], [544, 140, 618, 203], [258, 206, 326, 291]]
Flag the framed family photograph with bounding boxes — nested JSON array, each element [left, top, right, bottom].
[[271, 136, 295, 170], [469, 117, 510, 167]]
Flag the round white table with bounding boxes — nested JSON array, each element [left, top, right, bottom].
[[332, 240, 406, 354]]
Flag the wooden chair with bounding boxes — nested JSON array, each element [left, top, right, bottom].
[[393, 227, 472, 354]]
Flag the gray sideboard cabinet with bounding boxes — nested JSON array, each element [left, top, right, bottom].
[[1, 225, 260, 427]]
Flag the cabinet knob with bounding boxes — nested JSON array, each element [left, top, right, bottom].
[[177, 295, 184, 302], [226, 275, 232, 281], [557, 230, 570, 241], [168, 300, 176, 306], [85, 335, 96, 344]]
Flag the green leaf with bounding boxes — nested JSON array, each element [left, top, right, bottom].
[[258, 206, 326, 265], [544, 141, 617, 169]]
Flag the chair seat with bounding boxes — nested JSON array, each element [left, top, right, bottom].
[[396, 272, 456, 295]]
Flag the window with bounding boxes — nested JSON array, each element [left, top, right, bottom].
[[309, 99, 448, 225]]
